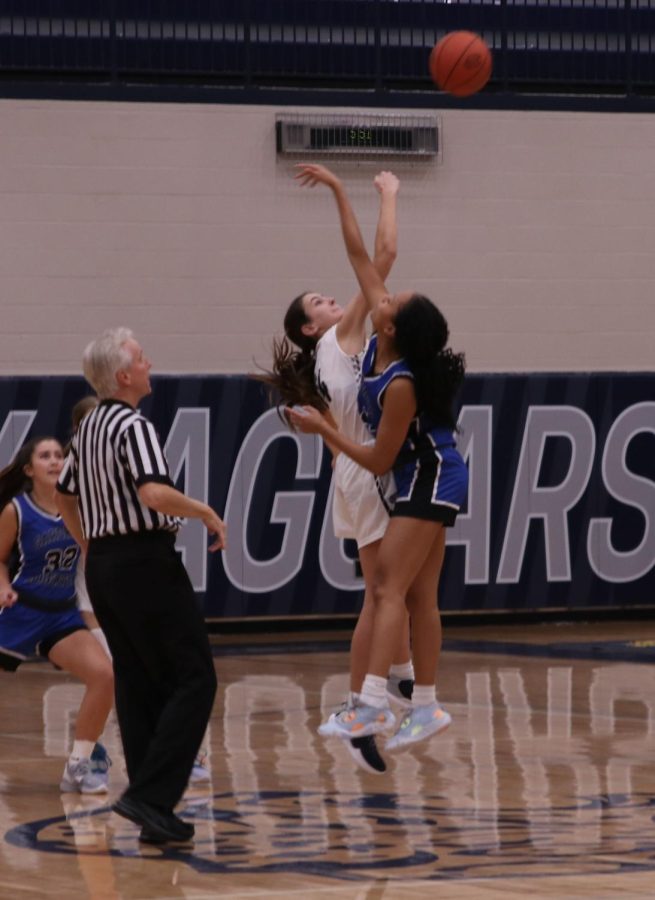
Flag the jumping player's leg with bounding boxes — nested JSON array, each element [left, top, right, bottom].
[[320, 470, 413, 769], [386, 527, 451, 750], [367, 517, 441, 680], [333, 466, 413, 697], [320, 535, 413, 775], [328, 517, 440, 738], [403, 526, 446, 686], [348, 542, 377, 693], [353, 540, 413, 701], [319, 540, 386, 773]]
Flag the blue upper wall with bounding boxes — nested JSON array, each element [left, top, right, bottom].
[[2, 1, 655, 110]]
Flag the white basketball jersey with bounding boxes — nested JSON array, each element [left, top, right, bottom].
[[314, 325, 371, 443]]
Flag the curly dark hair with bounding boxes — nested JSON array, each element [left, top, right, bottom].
[[393, 294, 465, 429]]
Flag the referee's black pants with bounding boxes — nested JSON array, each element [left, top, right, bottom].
[[86, 531, 217, 812]]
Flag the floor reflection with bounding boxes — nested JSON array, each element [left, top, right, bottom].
[[0, 629, 654, 894]]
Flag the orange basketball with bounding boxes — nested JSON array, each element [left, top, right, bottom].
[[429, 31, 492, 97]]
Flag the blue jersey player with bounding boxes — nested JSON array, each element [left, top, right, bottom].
[[0, 437, 114, 792], [358, 330, 468, 526]]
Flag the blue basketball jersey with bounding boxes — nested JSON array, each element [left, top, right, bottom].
[[357, 335, 468, 521], [358, 335, 456, 461], [11, 494, 79, 604]]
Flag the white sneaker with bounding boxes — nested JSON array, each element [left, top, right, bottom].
[[386, 702, 451, 752], [319, 701, 395, 739]]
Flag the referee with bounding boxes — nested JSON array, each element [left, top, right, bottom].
[[56, 326, 225, 844]]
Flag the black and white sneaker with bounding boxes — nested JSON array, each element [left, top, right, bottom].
[[346, 735, 387, 775], [386, 675, 414, 709]]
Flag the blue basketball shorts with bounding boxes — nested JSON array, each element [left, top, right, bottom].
[[392, 444, 468, 526], [0, 602, 86, 671]]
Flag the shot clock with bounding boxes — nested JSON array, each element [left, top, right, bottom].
[[348, 127, 374, 147], [276, 113, 438, 158]]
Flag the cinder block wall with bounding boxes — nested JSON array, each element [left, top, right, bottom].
[[0, 99, 652, 374]]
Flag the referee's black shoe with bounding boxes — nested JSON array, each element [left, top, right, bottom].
[[139, 827, 193, 845], [113, 796, 194, 842]]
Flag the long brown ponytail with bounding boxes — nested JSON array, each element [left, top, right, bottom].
[[254, 293, 327, 411]]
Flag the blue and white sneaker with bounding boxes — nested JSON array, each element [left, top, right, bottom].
[[90, 742, 112, 787], [386, 702, 451, 751], [60, 757, 108, 794]]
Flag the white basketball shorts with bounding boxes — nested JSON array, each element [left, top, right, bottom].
[[332, 451, 395, 549]]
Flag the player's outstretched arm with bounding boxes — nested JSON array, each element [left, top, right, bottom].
[[295, 164, 389, 314], [335, 170, 400, 349], [372, 170, 399, 282]]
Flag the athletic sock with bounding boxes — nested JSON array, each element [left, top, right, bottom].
[[360, 674, 388, 708], [388, 661, 415, 680], [412, 684, 437, 707], [70, 740, 95, 761], [348, 691, 360, 707]]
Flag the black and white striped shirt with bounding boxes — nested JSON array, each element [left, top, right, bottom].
[[57, 399, 180, 539]]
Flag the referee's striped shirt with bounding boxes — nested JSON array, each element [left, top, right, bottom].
[[57, 399, 180, 538]]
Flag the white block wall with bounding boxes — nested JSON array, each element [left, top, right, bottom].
[[0, 98, 653, 375]]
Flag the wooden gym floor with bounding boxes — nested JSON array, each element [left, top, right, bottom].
[[0, 619, 653, 899]]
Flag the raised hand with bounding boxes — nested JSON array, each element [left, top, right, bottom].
[[294, 163, 342, 190], [374, 170, 400, 196]]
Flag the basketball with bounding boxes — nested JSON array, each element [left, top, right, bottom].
[[429, 31, 492, 97]]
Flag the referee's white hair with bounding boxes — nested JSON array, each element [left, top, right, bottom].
[[83, 327, 136, 399]]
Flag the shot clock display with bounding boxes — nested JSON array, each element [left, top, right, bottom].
[[276, 113, 439, 158], [350, 128, 373, 146], [309, 126, 414, 151]]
